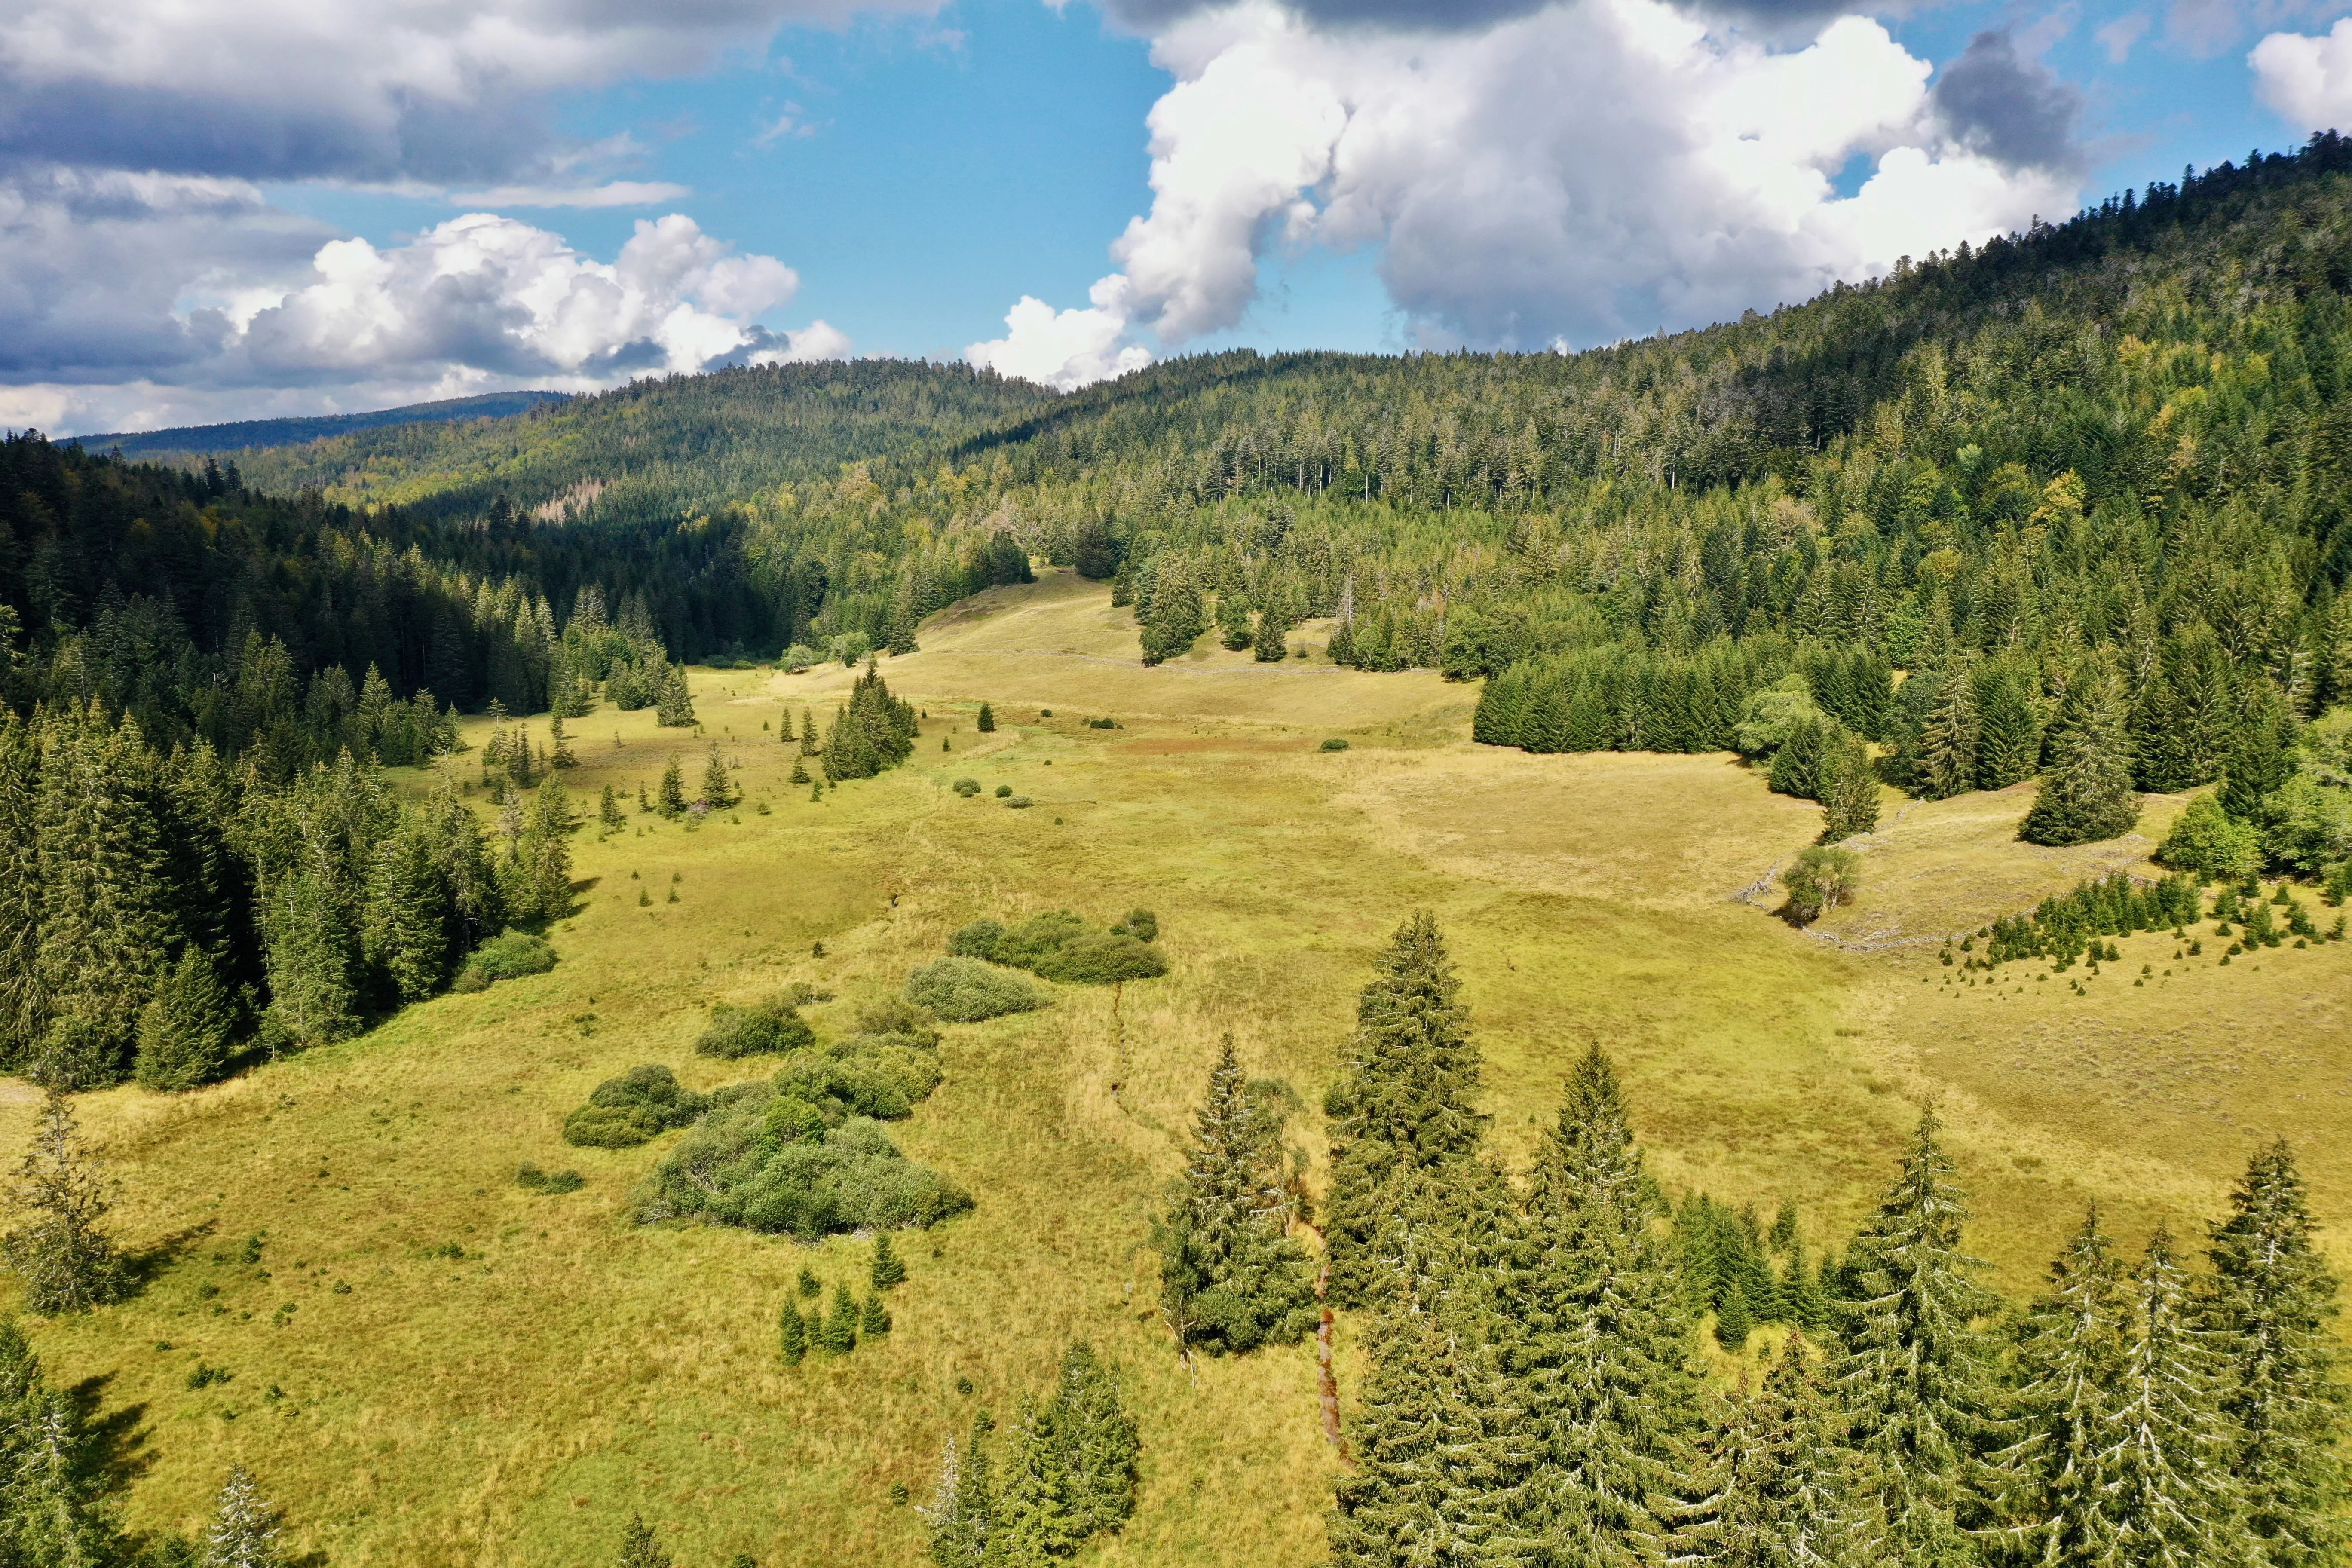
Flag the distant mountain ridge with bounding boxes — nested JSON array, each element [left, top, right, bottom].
[[68, 389, 572, 459]]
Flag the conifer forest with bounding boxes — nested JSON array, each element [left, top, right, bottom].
[[1, 139, 2352, 1568]]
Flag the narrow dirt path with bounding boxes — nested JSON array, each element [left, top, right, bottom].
[[1315, 1262, 1346, 1458]]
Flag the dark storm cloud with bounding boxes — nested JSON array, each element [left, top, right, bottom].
[[1931, 29, 2086, 172]]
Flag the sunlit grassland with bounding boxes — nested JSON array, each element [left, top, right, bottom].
[[6, 570, 2348, 1565]]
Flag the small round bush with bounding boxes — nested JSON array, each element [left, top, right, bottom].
[[1004, 796, 1033, 809], [994, 784, 1012, 798], [563, 1103, 665, 1148], [696, 996, 817, 1059], [949, 919, 1007, 962], [455, 929, 557, 991], [1319, 737, 1350, 752], [952, 778, 982, 797], [904, 956, 1044, 1022], [1029, 932, 1167, 984]]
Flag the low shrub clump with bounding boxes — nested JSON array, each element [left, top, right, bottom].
[[952, 778, 982, 797], [633, 1094, 973, 1237], [695, 995, 818, 1059], [1319, 737, 1349, 751], [770, 1000, 945, 1121], [948, 909, 1167, 985], [516, 1163, 585, 1194], [451, 930, 557, 992], [904, 956, 1044, 1021], [562, 1064, 710, 1148]]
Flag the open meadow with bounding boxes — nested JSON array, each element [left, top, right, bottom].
[[14, 570, 2351, 1566]]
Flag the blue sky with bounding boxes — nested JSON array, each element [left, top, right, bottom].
[[3, 0, 2348, 432]]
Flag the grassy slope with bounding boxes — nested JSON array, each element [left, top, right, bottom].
[[12, 573, 2350, 1565]]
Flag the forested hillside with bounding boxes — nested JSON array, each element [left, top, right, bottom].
[[151, 138, 2352, 741]]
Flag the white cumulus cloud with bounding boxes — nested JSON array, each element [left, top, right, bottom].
[[2250, 18, 2352, 132], [966, 276, 1154, 391], [977, 0, 2081, 389]]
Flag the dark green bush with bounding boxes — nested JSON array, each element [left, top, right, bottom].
[[854, 996, 940, 1044], [953, 778, 982, 797], [516, 1163, 585, 1194], [562, 1064, 710, 1148], [1004, 795, 1032, 809], [633, 1096, 974, 1238], [1030, 932, 1168, 983], [1111, 909, 1158, 942], [994, 784, 1013, 798], [452, 930, 558, 992], [1319, 737, 1349, 752], [949, 918, 1008, 962], [904, 957, 1044, 1021], [695, 996, 818, 1059]]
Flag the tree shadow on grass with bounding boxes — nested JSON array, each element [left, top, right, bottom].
[[66, 1372, 155, 1493], [120, 1219, 215, 1295]]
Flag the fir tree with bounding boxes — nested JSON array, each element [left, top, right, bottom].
[[1324, 913, 1485, 1305], [2022, 666, 2140, 846], [133, 946, 238, 1092], [1501, 1045, 1703, 1567], [873, 1234, 907, 1290], [1217, 591, 1254, 651], [1974, 668, 2043, 790], [1915, 668, 1982, 801], [1992, 1206, 2130, 1565], [657, 756, 687, 818], [1716, 1277, 1757, 1352], [778, 1298, 807, 1365], [800, 708, 822, 755], [5, 1366, 117, 1568], [1818, 729, 1881, 843], [1254, 591, 1295, 661], [655, 664, 696, 728], [977, 703, 996, 734], [1330, 1224, 1526, 1568], [548, 710, 577, 769], [1046, 1341, 1139, 1539], [505, 780, 575, 925], [862, 1294, 892, 1337], [701, 743, 734, 808], [1152, 1037, 1317, 1355], [258, 861, 361, 1050], [823, 1283, 859, 1354], [598, 784, 627, 833], [1832, 1105, 1998, 1566], [616, 1513, 672, 1568], [204, 1467, 288, 1568], [2222, 700, 2297, 822], [925, 1420, 996, 1568], [1673, 1333, 1874, 1568], [2, 1090, 124, 1314], [33, 705, 176, 1087], [2106, 1226, 2247, 1566], [0, 708, 43, 1069], [364, 823, 452, 1003], [1138, 559, 1206, 666], [992, 1394, 1074, 1565], [2203, 1140, 2348, 1568]]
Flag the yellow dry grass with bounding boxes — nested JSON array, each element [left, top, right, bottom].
[[7, 569, 2347, 1565]]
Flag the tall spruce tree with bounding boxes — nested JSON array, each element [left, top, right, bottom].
[[33, 704, 176, 1086], [991, 1394, 1074, 1565], [0, 708, 42, 1069], [1673, 1332, 1875, 1568], [1915, 668, 1982, 801], [2, 1090, 124, 1314], [1974, 669, 2044, 790], [700, 743, 734, 808], [1324, 913, 1486, 1305], [2203, 1141, 2348, 1568], [1501, 1046, 1703, 1567], [1330, 1191, 1527, 1568], [1153, 1038, 1316, 1356], [925, 1418, 997, 1568], [2107, 1226, 2248, 1567], [1992, 1206, 2131, 1565], [364, 822, 453, 1003], [204, 1467, 289, 1568], [0, 1323, 117, 1568], [133, 946, 239, 1092], [2022, 667, 2140, 846], [1046, 1341, 1140, 1539], [1831, 1105, 1998, 1566]]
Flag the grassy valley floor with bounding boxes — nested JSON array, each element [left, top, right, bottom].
[[14, 570, 2351, 1565]]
